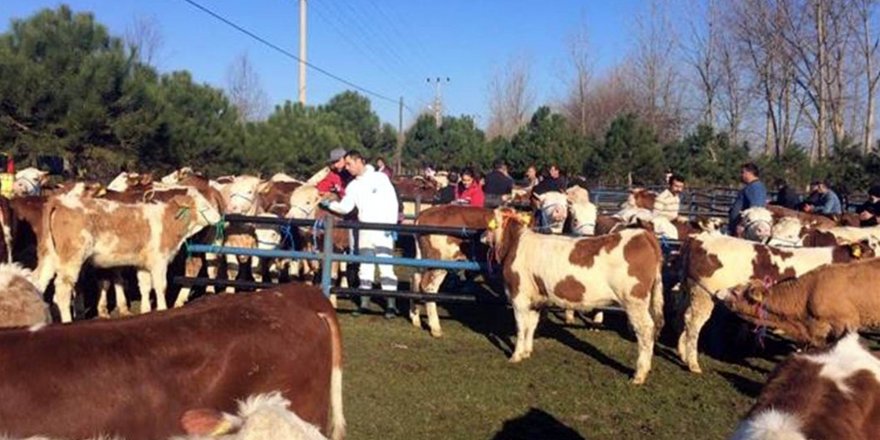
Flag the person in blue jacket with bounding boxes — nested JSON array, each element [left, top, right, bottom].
[[804, 180, 842, 218], [728, 162, 768, 235]]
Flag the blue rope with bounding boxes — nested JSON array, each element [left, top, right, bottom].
[[280, 223, 295, 248], [312, 218, 324, 250], [660, 234, 671, 256]]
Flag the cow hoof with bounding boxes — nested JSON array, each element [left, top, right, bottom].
[[410, 315, 421, 328], [430, 328, 443, 338], [509, 354, 524, 363], [631, 376, 647, 385], [117, 309, 132, 317], [97, 311, 110, 319], [688, 364, 703, 374]]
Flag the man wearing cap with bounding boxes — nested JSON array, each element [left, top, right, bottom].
[[316, 147, 353, 197], [858, 185, 880, 226], [320, 150, 400, 318]]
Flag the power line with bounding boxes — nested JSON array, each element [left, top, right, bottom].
[[180, 0, 398, 105]]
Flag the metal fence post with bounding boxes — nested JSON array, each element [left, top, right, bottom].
[[415, 195, 421, 215], [321, 216, 335, 298]]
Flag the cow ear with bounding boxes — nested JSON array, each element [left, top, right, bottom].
[[257, 181, 272, 194], [746, 282, 765, 303]]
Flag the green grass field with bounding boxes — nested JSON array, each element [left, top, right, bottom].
[[337, 299, 784, 440]]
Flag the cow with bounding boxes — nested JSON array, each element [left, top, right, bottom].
[[222, 214, 285, 293], [765, 204, 838, 229], [0, 263, 50, 328], [484, 208, 665, 384], [737, 207, 774, 242], [533, 191, 569, 234], [257, 180, 304, 217], [218, 175, 263, 215], [0, 284, 345, 440], [411, 204, 493, 337], [106, 171, 153, 193], [178, 392, 328, 440], [12, 167, 49, 197], [160, 167, 198, 185], [719, 257, 880, 347], [677, 232, 874, 373], [731, 333, 880, 440], [769, 217, 880, 248], [32, 187, 222, 322]]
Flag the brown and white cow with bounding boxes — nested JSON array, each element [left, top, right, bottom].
[[719, 257, 880, 347], [769, 217, 880, 248], [258, 180, 304, 217], [485, 208, 665, 384], [33, 187, 222, 322], [0, 263, 50, 328], [678, 233, 874, 373], [411, 204, 493, 337], [731, 333, 880, 440], [0, 283, 345, 440], [218, 175, 264, 215]]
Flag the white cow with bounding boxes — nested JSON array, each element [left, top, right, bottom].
[[13, 167, 49, 197]]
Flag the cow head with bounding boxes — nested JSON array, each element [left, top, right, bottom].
[[566, 187, 598, 236], [482, 208, 531, 261], [287, 185, 322, 220], [740, 207, 774, 243], [534, 191, 568, 234], [221, 175, 262, 215], [12, 168, 49, 197], [718, 278, 769, 306], [170, 188, 223, 231], [766, 216, 805, 247]]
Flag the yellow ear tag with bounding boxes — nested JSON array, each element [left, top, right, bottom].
[[519, 214, 532, 225], [487, 218, 498, 230], [96, 187, 107, 197], [852, 244, 862, 258]]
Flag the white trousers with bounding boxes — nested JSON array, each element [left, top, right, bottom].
[[357, 230, 397, 291]]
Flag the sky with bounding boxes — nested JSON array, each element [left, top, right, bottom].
[[1, 0, 647, 128]]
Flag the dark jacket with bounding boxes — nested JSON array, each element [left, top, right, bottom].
[[483, 170, 514, 196], [858, 200, 880, 227], [533, 176, 568, 195], [436, 184, 458, 204], [772, 185, 801, 210]]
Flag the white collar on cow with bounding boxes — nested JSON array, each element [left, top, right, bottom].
[[15, 175, 41, 196]]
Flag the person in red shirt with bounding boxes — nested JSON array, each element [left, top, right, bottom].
[[453, 168, 484, 207], [316, 148, 353, 197]]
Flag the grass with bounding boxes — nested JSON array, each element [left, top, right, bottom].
[[337, 297, 783, 440]]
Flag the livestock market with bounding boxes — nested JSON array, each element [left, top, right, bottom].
[[4, 2, 880, 439]]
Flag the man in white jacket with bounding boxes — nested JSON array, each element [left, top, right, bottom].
[[320, 150, 400, 318]]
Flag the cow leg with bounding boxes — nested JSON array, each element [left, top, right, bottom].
[[151, 267, 169, 311], [252, 256, 263, 284], [339, 261, 349, 289], [114, 274, 131, 317], [176, 255, 204, 308], [53, 275, 76, 323], [139, 270, 154, 314], [563, 309, 575, 324], [510, 303, 530, 363], [97, 278, 111, 319], [225, 254, 242, 294], [420, 269, 447, 337], [409, 272, 423, 328], [205, 250, 219, 294], [523, 309, 541, 359], [627, 302, 656, 385], [679, 289, 714, 374]]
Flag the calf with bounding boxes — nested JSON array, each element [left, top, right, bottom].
[[0, 263, 50, 328], [0, 284, 345, 440], [179, 392, 328, 440], [720, 257, 880, 347], [411, 204, 493, 337], [732, 333, 880, 440], [12, 167, 49, 197], [33, 188, 222, 322], [769, 217, 880, 248], [678, 233, 874, 373], [485, 208, 664, 384]]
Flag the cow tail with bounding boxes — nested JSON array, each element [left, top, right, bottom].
[[317, 311, 346, 440], [649, 233, 665, 337], [33, 201, 59, 292]]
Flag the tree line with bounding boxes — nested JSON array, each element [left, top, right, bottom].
[[1, 5, 879, 195]]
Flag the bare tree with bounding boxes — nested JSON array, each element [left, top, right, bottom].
[[125, 14, 164, 66], [486, 55, 535, 139], [854, 0, 880, 152], [629, 0, 684, 142], [684, 0, 722, 127], [226, 52, 269, 123], [561, 24, 594, 137]]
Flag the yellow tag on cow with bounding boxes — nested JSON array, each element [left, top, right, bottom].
[[487, 218, 498, 230], [519, 214, 532, 225], [851, 243, 863, 258]]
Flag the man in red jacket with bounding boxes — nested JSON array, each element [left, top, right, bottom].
[[316, 148, 353, 197]]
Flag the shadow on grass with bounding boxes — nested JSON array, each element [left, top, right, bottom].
[[539, 320, 634, 379], [491, 408, 587, 440], [717, 370, 764, 399]]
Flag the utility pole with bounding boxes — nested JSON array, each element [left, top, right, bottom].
[[427, 77, 449, 127], [395, 96, 404, 174], [298, 0, 307, 105]]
